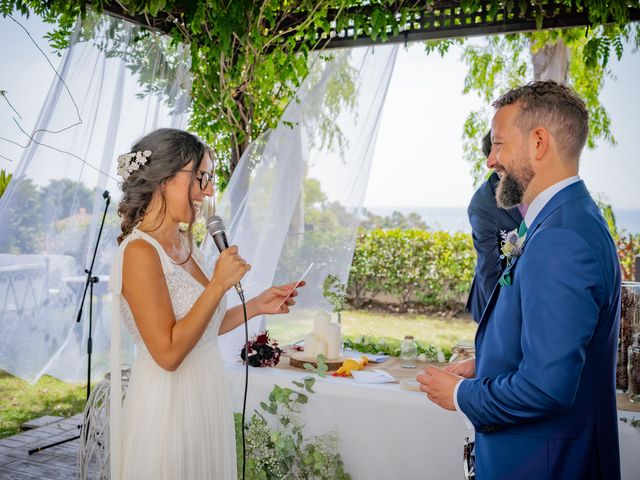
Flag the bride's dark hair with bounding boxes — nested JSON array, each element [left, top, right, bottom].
[[116, 128, 210, 255]]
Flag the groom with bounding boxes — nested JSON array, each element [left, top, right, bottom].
[[417, 81, 621, 479]]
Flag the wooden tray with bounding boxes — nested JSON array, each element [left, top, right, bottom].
[[289, 351, 345, 371]]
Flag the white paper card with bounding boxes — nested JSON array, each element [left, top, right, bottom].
[[277, 262, 314, 310], [351, 369, 397, 384]]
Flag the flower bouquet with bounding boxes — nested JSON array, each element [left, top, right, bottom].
[[240, 330, 283, 367]]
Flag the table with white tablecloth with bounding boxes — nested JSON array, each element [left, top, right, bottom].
[[225, 360, 474, 480], [225, 357, 640, 480]]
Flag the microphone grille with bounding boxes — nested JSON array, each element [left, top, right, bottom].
[[206, 215, 225, 235]]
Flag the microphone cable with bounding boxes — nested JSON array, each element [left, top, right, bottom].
[[238, 289, 248, 480], [205, 214, 249, 479]]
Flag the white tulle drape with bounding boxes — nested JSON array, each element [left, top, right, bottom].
[[0, 10, 398, 383], [0, 13, 190, 383], [204, 45, 398, 360]]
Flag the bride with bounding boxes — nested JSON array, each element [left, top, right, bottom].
[[109, 128, 302, 479]]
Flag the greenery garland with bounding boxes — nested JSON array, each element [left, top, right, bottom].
[[235, 374, 351, 480], [343, 334, 446, 361]]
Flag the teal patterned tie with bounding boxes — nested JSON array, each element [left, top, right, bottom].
[[518, 220, 528, 237]]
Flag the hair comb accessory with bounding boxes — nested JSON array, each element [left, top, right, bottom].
[[117, 150, 152, 179]]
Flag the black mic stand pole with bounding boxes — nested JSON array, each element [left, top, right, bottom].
[[29, 190, 111, 454]]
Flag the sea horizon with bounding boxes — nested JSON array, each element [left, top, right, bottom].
[[365, 206, 640, 235]]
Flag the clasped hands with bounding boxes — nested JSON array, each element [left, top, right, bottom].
[[415, 357, 475, 411]]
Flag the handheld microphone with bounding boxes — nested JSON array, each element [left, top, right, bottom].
[[205, 214, 244, 296]]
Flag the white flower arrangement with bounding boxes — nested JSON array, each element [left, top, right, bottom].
[[117, 150, 152, 179]]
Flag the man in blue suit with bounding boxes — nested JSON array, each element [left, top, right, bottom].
[[417, 81, 621, 479], [466, 132, 523, 323]]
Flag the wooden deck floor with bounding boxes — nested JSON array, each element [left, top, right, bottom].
[[0, 414, 97, 479]]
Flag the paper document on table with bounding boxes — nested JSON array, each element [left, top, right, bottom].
[[351, 369, 397, 384], [343, 349, 389, 363], [276, 262, 313, 310]]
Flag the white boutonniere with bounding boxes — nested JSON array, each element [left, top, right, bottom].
[[498, 222, 527, 286]]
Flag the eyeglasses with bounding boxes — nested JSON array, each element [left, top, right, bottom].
[[177, 170, 214, 191]]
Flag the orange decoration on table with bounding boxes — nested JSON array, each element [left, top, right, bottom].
[[333, 356, 369, 377]]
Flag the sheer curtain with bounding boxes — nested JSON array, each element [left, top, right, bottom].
[[0, 12, 190, 383], [0, 11, 398, 381], [203, 45, 399, 361]]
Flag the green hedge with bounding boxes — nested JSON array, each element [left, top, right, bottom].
[[348, 229, 476, 310]]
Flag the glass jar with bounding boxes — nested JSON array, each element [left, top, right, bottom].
[[618, 282, 640, 391], [628, 333, 640, 403], [400, 335, 418, 369]]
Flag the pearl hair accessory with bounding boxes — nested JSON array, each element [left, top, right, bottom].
[[117, 150, 152, 179]]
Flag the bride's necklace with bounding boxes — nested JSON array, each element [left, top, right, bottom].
[[141, 229, 189, 265], [165, 236, 191, 265]]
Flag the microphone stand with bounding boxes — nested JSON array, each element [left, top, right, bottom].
[[29, 190, 111, 454]]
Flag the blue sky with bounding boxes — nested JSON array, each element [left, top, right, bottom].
[[1, 13, 639, 209], [366, 39, 640, 209]]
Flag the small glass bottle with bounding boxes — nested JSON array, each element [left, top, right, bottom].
[[400, 335, 418, 369], [628, 333, 640, 403]]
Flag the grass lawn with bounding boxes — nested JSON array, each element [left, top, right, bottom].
[[1, 309, 476, 439], [267, 308, 477, 349], [0, 370, 87, 439]]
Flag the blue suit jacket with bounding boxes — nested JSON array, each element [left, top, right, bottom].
[[466, 172, 523, 322], [458, 181, 621, 480]]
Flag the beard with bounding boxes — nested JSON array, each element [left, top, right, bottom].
[[496, 158, 534, 209]]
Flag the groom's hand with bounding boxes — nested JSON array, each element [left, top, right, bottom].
[[444, 357, 475, 378], [416, 365, 460, 411]]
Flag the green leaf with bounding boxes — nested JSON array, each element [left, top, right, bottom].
[[303, 376, 316, 393], [535, 5, 544, 30]]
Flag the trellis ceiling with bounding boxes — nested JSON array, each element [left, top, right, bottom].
[[100, 1, 640, 48]]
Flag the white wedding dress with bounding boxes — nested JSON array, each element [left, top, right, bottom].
[[109, 228, 237, 480]]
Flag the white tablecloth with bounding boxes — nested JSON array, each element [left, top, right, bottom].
[[225, 363, 640, 480], [225, 362, 472, 480]]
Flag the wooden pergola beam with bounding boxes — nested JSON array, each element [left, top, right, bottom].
[[99, 1, 640, 48], [319, 3, 640, 49]]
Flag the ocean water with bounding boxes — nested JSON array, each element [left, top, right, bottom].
[[366, 206, 640, 235]]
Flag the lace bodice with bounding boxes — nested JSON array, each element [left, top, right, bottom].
[[118, 229, 226, 354]]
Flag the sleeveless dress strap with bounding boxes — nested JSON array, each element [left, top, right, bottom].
[[109, 228, 175, 480]]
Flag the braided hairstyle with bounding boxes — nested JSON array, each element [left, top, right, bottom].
[[116, 128, 209, 249]]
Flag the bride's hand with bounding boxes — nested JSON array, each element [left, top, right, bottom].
[[211, 245, 251, 292], [253, 281, 306, 315]]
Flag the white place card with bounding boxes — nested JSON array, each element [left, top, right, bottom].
[[351, 369, 397, 384]]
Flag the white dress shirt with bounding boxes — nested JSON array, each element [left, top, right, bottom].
[[523, 175, 580, 228], [453, 175, 581, 430]]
